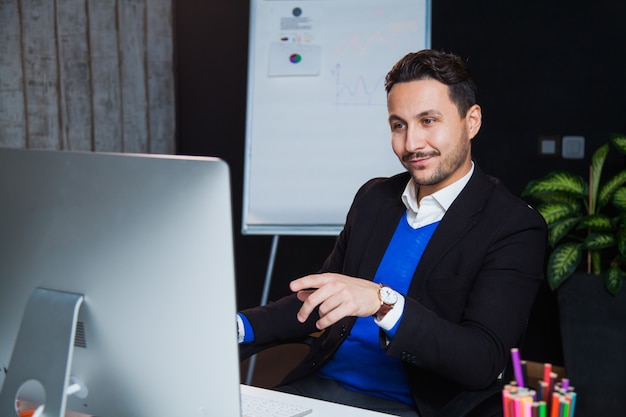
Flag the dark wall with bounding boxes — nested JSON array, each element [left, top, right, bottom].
[[431, 1, 626, 195], [428, 1, 626, 365], [174, 0, 626, 365]]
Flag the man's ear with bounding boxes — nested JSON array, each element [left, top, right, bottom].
[[466, 104, 482, 140]]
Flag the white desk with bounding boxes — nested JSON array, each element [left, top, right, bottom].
[[17, 384, 399, 416], [241, 384, 400, 416]]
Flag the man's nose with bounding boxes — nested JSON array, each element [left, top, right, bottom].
[[405, 125, 426, 152]]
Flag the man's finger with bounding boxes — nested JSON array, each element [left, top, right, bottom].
[[296, 289, 314, 302], [289, 273, 333, 292]]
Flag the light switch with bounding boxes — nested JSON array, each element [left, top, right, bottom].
[[538, 135, 559, 156], [561, 136, 585, 159]]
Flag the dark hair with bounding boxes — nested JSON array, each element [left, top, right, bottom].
[[384, 49, 477, 117]]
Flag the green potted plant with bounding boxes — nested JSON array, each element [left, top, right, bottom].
[[522, 132, 626, 296], [522, 132, 626, 416]]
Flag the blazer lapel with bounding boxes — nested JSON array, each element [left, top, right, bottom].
[[357, 182, 406, 280], [410, 166, 495, 296]]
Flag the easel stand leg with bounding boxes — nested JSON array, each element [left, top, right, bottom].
[[0, 288, 83, 417], [245, 234, 279, 386]]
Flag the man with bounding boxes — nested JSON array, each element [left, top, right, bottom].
[[238, 49, 547, 417]]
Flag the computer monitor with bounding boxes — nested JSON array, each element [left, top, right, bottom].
[[0, 148, 242, 416]]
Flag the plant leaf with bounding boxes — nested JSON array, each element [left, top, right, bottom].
[[529, 194, 579, 205], [537, 202, 581, 227], [609, 132, 626, 155], [590, 144, 609, 213], [548, 217, 581, 247], [583, 233, 615, 250], [576, 213, 613, 231], [605, 265, 625, 295], [599, 171, 626, 209], [547, 242, 583, 290], [522, 171, 587, 199], [590, 250, 602, 275], [617, 227, 626, 256], [613, 187, 626, 212]]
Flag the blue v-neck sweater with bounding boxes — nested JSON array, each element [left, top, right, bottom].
[[318, 214, 439, 405]]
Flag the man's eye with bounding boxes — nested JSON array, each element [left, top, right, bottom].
[[423, 118, 436, 125], [391, 122, 406, 130]]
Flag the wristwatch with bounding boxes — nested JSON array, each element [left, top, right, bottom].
[[375, 285, 398, 320]]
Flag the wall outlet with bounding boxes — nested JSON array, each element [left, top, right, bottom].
[[561, 136, 585, 159], [538, 135, 559, 156]]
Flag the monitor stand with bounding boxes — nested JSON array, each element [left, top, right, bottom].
[[0, 288, 83, 417]]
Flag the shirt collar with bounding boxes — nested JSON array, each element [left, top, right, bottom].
[[402, 162, 475, 214]]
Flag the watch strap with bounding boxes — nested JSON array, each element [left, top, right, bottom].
[[375, 285, 396, 320], [375, 302, 394, 320]]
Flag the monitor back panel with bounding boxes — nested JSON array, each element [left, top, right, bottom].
[[0, 149, 241, 417]]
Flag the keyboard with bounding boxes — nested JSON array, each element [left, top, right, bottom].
[[241, 393, 313, 417]]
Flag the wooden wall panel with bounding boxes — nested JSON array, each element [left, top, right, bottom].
[[0, 0, 26, 148], [118, 0, 149, 153], [0, 0, 175, 154], [57, 0, 92, 151], [21, 0, 60, 150], [88, 0, 123, 153], [147, 0, 174, 154]]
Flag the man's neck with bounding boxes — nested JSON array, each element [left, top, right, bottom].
[[414, 162, 475, 207], [415, 163, 473, 203]]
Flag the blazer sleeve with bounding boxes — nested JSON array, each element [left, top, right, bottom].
[[239, 175, 405, 346]]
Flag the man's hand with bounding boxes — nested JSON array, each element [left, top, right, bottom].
[[290, 273, 381, 329]]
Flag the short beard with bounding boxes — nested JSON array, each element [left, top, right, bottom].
[[404, 128, 470, 187], [402, 151, 447, 186], [412, 163, 451, 186]]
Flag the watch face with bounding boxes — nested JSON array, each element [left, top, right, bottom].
[[380, 286, 398, 305]]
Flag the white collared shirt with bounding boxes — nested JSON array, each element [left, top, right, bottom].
[[401, 162, 475, 229]]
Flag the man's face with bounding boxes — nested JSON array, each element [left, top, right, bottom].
[[387, 79, 481, 199]]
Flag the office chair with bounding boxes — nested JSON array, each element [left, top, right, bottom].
[[239, 335, 506, 417]]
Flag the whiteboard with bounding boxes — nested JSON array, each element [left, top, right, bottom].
[[243, 0, 431, 235]]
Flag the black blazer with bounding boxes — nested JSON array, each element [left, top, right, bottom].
[[242, 165, 547, 417]]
